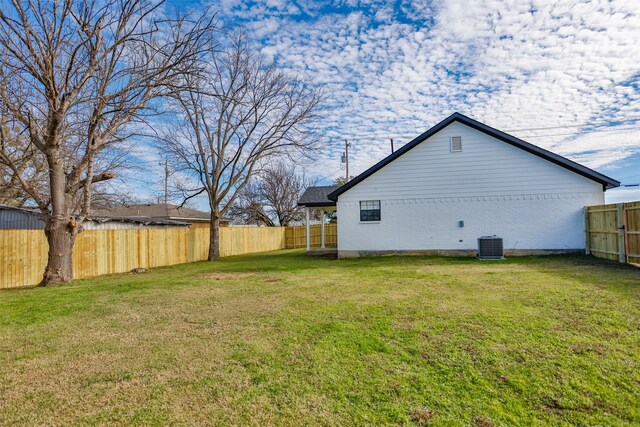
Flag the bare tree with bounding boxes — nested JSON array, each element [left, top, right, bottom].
[[0, 0, 214, 285], [228, 182, 275, 226], [163, 33, 323, 260], [229, 161, 314, 226]]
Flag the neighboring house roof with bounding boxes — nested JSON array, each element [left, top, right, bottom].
[[93, 203, 226, 222], [328, 112, 620, 201], [0, 204, 41, 214], [298, 185, 340, 207], [0, 204, 43, 229], [0, 204, 189, 229], [88, 216, 189, 227]]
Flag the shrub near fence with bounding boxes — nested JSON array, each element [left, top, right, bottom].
[[585, 201, 640, 265], [0, 226, 287, 289]]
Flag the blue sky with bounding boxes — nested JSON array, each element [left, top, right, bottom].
[[130, 0, 640, 207]]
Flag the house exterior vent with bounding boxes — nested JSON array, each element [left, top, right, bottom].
[[450, 136, 462, 152], [477, 236, 504, 260]]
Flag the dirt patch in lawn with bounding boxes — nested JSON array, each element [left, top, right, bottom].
[[195, 272, 255, 280], [409, 407, 434, 426]]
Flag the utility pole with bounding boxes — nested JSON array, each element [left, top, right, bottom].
[[164, 160, 169, 205], [344, 139, 351, 182]]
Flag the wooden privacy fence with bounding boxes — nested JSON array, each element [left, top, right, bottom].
[[585, 201, 640, 265], [285, 223, 337, 249], [0, 226, 287, 289]]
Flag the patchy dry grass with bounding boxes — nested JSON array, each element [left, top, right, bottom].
[[0, 250, 638, 426]]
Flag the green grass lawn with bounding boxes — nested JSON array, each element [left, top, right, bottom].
[[0, 251, 638, 426]]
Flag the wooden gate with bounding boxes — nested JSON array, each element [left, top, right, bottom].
[[625, 202, 640, 265], [585, 201, 640, 265]]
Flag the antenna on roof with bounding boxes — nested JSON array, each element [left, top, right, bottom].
[[390, 138, 394, 153]]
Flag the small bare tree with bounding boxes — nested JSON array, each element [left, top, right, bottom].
[[0, 115, 47, 206], [164, 33, 323, 260], [229, 182, 275, 226], [230, 161, 314, 226], [0, 0, 214, 285]]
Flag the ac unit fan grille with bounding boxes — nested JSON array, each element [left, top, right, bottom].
[[477, 236, 504, 260]]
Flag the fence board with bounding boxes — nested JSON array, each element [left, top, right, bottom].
[[0, 226, 287, 289]]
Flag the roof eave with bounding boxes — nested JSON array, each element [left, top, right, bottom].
[[297, 201, 337, 207], [169, 217, 211, 221]]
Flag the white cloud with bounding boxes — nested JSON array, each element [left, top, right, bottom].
[[211, 0, 640, 186], [127, 0, 637, 204], [605, 187, 640, 204]]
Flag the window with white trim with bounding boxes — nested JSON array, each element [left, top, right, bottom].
[[360, 200, 381, 221], [450, 136, 462, 152]]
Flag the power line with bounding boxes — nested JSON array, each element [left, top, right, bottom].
[[325, 116, 640, 141], [504, 118, 640, 133], [332, 124, 640, 143], [124, 176, 157, 185], [521, 126, 640, 139], [617, 173, 640, 180], [315, 168, 342, 183]]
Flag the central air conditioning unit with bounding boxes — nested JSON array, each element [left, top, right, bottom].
[[477, 236, 504, 260]]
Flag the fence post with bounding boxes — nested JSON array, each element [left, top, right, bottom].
[[583, 207, 590, 255], [321, 211, 325, 249], [622, 204, 630, 262], [617, 203, 626, 264], [305, 208, 310, 252]]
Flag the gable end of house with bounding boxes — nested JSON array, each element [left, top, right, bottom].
[[328, 113, 620, 201]]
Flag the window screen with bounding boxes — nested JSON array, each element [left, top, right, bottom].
[[451, 136, 462, 152], [360, 200, 381, 221]]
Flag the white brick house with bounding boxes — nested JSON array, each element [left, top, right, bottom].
[[299, 113, 619, 258]]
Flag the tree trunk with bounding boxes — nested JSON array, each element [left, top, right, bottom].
[[208, 213, 221, 261], [40, 216, 76, 285], [40, 150, 77, 286]]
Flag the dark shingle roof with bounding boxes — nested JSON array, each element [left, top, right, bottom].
[[328, 112, 620, 201], [93, 204, 217, 222], [0, 204, 41, 214], [0, 204, 189, 229], [298, 185, 340, 207], [89, 216, 189, 227]]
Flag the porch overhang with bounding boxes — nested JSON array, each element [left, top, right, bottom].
[[299, 204, 336, 210], [298, 185, 341, 253], [297, 185, 340, 208]]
